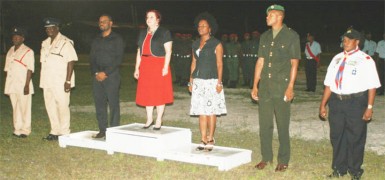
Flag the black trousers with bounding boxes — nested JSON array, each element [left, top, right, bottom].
[[328, 92, 368, 176], [92, 73, 121, 133], [305, 59, 317, 91], [377, 58, 384, 94]]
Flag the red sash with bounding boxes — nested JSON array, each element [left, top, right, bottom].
[[306, 43, 319, 63], [13, 49, 30, 67]]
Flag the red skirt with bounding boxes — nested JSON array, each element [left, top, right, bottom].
[[136, 56, 174, 106]]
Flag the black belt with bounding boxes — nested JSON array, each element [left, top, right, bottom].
[[332, 91, 366, 100], [142, 54, 152, 57]]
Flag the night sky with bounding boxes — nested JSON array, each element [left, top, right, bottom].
[[1, 0, 384, 53]]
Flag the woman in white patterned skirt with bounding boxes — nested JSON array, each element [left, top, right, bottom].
[[188, 12, 227, 151]]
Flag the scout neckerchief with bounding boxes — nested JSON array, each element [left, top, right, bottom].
[[305, 42, 319, 63], [335, 47, 359, 89]]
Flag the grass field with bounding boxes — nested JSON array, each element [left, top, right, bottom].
[[1, 53, 384, 179]]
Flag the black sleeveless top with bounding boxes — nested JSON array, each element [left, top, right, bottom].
[[192, 37, 221, 79]]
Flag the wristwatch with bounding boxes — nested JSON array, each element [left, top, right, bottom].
[[367, 104, 373, 109], [65, 81, 71, 84]]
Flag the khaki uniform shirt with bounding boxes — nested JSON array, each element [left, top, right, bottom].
[[40, 33, 78, 88], [258, 24, 301, 98], [4, 44, 35, 95]]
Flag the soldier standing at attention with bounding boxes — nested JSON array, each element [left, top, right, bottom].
[[180, 34, 193, 86], [241, 33, 252, 87], [221, 34, 229, 87], [172, 33, 182, 85], [251, 4, 301, 172], [319, 29, 380, 180], [40, 18, 78, 141], [4, 27, 34, 138], [375, 32, 385, 95], [226, 33, 241, 88], [304, 33, 322, 92], [249, 31, 260, 89]]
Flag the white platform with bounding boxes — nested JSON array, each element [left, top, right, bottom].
[[164, 144, 252, 171], [58, 123, 252, 171], [59, 130, 107, 151], [106, 123, 192, 160]]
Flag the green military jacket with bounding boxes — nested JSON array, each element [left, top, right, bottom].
[[258, 24, 301, 98], [226, 42, 241, 59]]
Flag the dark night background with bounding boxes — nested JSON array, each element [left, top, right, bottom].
[[0, 0, 384, 54]]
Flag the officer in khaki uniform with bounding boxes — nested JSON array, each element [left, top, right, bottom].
[[172, 33, 182, 84], [180, 34, 193, 86], [221, 34, 230, 86], [40, 18, 78, 141], [4, 27, 35, 138], [251, 4, 301, 172]]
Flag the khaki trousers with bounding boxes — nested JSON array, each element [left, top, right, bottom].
[[43, 88, 71, 135], [10, 93, 32, 135]]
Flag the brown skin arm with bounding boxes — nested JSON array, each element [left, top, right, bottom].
[[319, 86, 332, 120], [23, 70, 32, 95], [64, 61, 75, 92], [188, 51, 197, 93], [250, 57, 264, 101], [362, 88, 376, 121], [284, 59, 299, 101], [215, 43, 224, 93]]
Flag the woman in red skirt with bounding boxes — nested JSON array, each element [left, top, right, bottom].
[[134, 9, 173, 130]]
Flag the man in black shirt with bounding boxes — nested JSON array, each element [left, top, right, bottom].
[[90, 14, 125, 138]]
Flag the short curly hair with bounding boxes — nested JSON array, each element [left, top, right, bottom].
[[194, 12, 218, 35]]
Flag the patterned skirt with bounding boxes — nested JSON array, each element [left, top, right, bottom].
[[190, 78, 227, 116]]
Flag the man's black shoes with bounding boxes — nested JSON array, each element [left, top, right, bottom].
[[43, 134, 59, 141]]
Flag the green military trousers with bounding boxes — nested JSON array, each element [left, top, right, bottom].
[[226, 57, 239, 81], [258, 96, 291, 164]]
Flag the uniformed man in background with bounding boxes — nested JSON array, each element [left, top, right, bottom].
[[221, 34, 229, 86], [241, 32, 252, 87], [172, 33, 182, 85], [179, 33, 193, 86], [375, 32, 385, 95], [319, 29, 381, 180], [40, 18, 78, 141], [4, 27, 35, 138], [226, 33, 241, 88], [362, 32, 377, 59], [304, 33, 322, 92], [251, 4, 301, 172], [249, 30, 260, 89]]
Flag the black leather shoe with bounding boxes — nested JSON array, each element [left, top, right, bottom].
[[43, 134, 58, 141], [92, 132, 105, 139], [327, 171, 346, 178], [13, 133, 21, 138], [19, 134, 27, 138], [153, 126, 161, 130]]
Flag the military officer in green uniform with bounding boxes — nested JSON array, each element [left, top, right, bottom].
[[226, 33, 241, 88], [251, 4, 301, 172], [221, 34, 229, 86], [241, 32, 259, 88], [172, 33, 182, 84], [179, 34, 193, 86], [249, 31, 260, 88]]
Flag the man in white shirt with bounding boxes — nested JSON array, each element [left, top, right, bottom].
[[40, 18, 78, 141], [375, 32, 385, 95], [362, 32, 377, 57], [4, 27, 34, 138], [304, 33, 321, 92], [319, 29, 381, 180]]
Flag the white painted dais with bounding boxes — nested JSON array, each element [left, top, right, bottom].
[[58, 123, 252, 171]]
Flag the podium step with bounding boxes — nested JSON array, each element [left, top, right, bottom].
[[58, 123, 252, 171]]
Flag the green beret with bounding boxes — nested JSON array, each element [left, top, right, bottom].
[[266, 4, 285, 14]]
